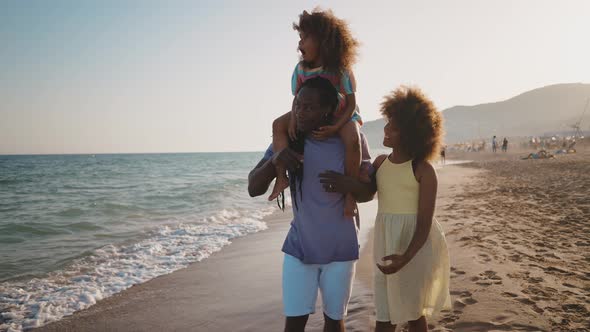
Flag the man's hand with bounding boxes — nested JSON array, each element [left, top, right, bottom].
[[376, 254, 409, 275], [359, 162, 372, 183], [312, 125, 339, 140], [272, 147, 303, 172], [318, 170, 356, 194]]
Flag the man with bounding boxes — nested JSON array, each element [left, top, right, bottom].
[[248, 77, 373, 332]]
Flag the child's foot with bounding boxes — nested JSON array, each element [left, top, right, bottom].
[[268, 174, 289, 201], [344, 193, 357, 217]]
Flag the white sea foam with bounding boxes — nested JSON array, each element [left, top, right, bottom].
[[0, 207, 274, 332]]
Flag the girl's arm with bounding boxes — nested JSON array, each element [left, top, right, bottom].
[[403, 161, 437, 260], [377, 160, 437, 274]]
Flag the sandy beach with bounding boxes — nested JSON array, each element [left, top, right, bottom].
[[34, 150, 589, 332], [431, 149, 590, 332]]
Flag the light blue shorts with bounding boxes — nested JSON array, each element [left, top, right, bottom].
[[282, 254, 356, 320]]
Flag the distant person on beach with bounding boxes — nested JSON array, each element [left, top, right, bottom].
[[248, 77, 374, 332], [522, 149, 555, 159], [440, 145, 446, 164], [269, 9, 363, 218], [502, 137, 508, 152], [492, 135, 498, 153]]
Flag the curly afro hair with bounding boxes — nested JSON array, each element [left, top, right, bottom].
[[293, 8, 359, 73], [380, 86, 444, 161]]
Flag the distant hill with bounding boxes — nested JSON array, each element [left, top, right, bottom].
[[361, 83, 590, 148]]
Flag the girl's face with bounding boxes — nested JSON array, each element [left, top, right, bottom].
[[383, 117, 401, 148], [298, 32, 320, 66]]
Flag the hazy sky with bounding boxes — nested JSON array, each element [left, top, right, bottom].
[[1, 0, 589, 154]]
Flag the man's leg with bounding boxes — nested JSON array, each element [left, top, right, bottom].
[[285, 315, 309, 332], [318, 260, 356, 332], [323, 313, 344, 332], [375, 321, 396, 332], [283, 254, 320, 331]]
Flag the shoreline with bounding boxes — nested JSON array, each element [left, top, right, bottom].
[[33, 209, 293, 332], [34, 198, 379, 332]]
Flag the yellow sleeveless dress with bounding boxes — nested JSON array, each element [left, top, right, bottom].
[[373, 158, 451, 324]]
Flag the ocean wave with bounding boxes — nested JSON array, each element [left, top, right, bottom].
[[53, 208, 85, 218], [0, 178, 31, 186], [0, 223, 68, 237], [0, 236, 25, 245], [0, 206, 274, 332], [58, 222, 104, 232]]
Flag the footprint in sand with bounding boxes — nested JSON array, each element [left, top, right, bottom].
[[471, 270, 503, 286], [440, 290, 470, 325], [543, 266, 575, 276], [562, 303, 589, 315], [484, 239, 498, 246], [453, 296, 477, 309], [477, 253, 492, 263], [516, 297, 545, 314], [562, 282, 578, 289], [448, 289, 478, 325], [450, 267, 466, 279], [527, 276, 544, 284], [507, 271, 530, 279], [491, 311, 518, 325], [508, 254, 522, 263], [501, 291, 519, 298], [438, 314, 460, 325]]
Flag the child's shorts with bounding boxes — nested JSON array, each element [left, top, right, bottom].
[[350, 111, 362, 125], [282, 254, 356, 320]]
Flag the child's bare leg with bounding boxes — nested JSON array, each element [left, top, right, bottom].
[[375, 321, 396, 332], [269, 112, 291, 201], [339, 121, 361, 217], [408, 316, 427, 332]]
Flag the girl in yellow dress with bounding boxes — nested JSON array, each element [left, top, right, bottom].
[[372, 86, 451, 332]]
